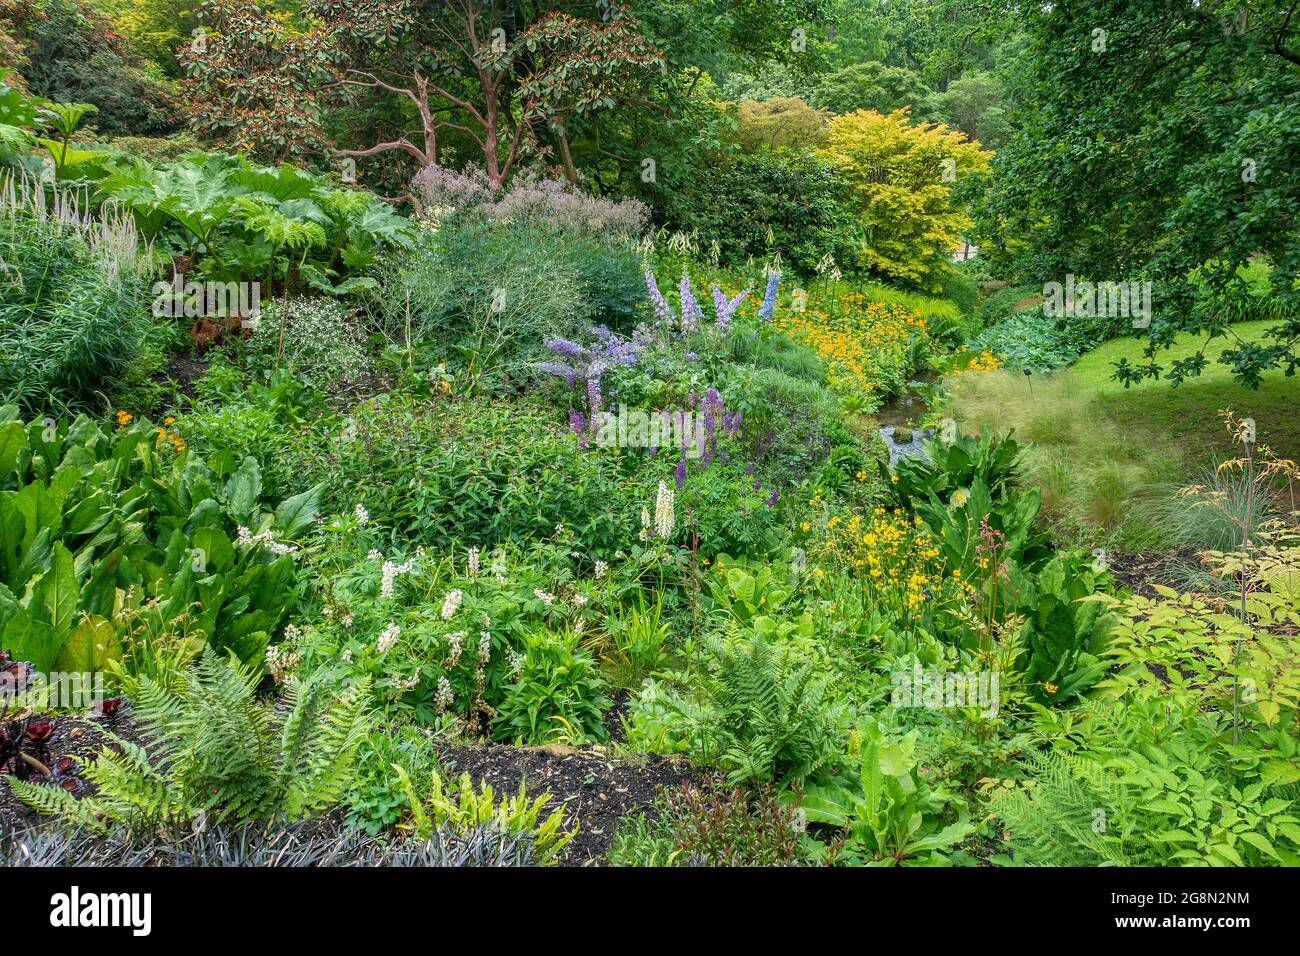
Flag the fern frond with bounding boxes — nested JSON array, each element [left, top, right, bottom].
[[8, 777, 106, 831]]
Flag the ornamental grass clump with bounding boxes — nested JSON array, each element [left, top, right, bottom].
[[0, 210, 149, 414]]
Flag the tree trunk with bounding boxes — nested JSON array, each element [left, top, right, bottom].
[[554, 120, 578, 184]]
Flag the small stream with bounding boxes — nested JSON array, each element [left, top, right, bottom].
[[879, 424, 935, 467], [874, 378, 935, 467]]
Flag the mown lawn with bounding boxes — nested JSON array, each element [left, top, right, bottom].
[[1071, 321, 1300, 463]]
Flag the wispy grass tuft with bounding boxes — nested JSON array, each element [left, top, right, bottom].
[[949, 369, 1181, 548], [1135, 461, 1278, 551]]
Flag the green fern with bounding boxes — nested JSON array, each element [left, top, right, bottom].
[[990, 749, 1135, 866], [696, 631, 844, 786], [10, 648, 371, 833]]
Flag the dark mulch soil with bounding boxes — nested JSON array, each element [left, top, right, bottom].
[[603, 690, 632, 745], [0, 710, 143, 834], [436, 742, 698, 865], [153, 354, 209, 401], [1106, 547, 1203, 597]]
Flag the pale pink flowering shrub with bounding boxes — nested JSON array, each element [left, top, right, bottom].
[[410, 164, 493, 220], [411, 164, 648, 239]]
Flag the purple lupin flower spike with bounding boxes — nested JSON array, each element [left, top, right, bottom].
[[766, 489, 780, 507], [712, 285, 727, 324], [545, 337, 584, 358], [758, 269, 781, 322], [538, 361, 577, 384], [679, 274, 701, 334], [569, 408, 589, 449], [712, 285, 747, 337], [674, 457, 687, 489], [646, 270, 674, 325]]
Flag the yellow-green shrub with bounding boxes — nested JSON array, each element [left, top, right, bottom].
[[820, 109, 991, 289]]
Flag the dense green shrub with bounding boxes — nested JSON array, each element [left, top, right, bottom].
[[673, 150, 859, 277], [286, 536, 613, 736], [345, 724, 442, 835], [102, 133, 201, 164], [97, 150, 415, 292], [975, 283, 1040, 329], [673, 457, 790, 563], [375, 223, 644, 381], [967, 307, 1118, 371], [6, 0, 180, 138], [629, 630, 844, 787], [1015, 551, 1116, 704], [327, 396, 636, 555], [179, 366, 335, 504], [562, 233, 648, 334], [493, 628, 611, 744], [809, 62, 933, 117], [884, 428, 1025, 510], [965, 313, 1061, 371], [803, 718, 974, 867], [245, 297, 369, 391], [730, 98, 829, 152]]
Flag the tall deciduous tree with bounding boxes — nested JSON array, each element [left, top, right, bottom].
[[975, 0, 1300, 388], [312, 0, 662, 186], [820, 108, 991, 289], [181, 1, 333, 164]]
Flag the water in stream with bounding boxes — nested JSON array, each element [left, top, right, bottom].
[[874, 379, 935, 467]]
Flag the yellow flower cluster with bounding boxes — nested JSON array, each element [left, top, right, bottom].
[[810, 505, 954, 615], [155, 417, 185, 454], [772, 293, 928, 400], [950, 346, 1003, 375]]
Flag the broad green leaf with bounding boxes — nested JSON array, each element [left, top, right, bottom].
[[273, 482, 325, 539], [54, 615, 121, 674], [223, 457, 262, 524], [30, 543, 79, 632]]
